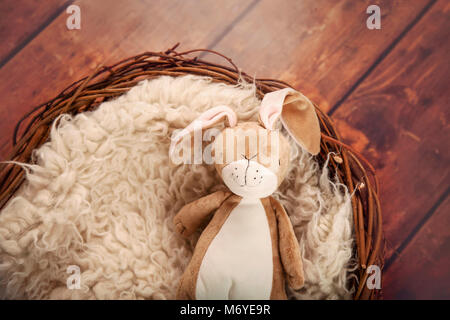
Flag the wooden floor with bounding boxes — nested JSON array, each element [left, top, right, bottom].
[[0, 0, 448, 299]]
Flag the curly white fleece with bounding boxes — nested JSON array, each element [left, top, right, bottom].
[[0, 75, 355, 299]]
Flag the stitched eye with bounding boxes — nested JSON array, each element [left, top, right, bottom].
[[279, 159, 281, 166]]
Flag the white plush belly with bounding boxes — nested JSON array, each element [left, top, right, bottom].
[[196, 198, 273, 300]]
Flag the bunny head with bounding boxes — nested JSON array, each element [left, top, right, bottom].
[[170, 88, 321, 199]]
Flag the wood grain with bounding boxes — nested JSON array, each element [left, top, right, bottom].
[[332, 0, 450, 263], [0, 0, 256, 159], [0, 0, 70, 64], [383, 195, 450, 299], [0, 0, 432, 158], [206, 0, 432, 111]]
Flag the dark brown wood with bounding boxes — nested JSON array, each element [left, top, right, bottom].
[[205, 0, 432, 111], [332, 0, 450, 265], [383, 195, 450, 299], [0, 0, 68, 63]]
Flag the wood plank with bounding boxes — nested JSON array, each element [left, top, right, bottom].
[[332, 0, 450, 261], [0, 0, 69, 64], [206, 0, 432, 110], [383, 195, 450, 299], [0, 0, 256, 159]]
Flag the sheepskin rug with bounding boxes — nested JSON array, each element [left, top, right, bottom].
[[0, 75, 355, 300]]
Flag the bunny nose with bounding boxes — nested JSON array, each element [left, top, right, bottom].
[[228, 159, 264, 187]]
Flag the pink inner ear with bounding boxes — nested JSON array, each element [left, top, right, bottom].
[[171, 105, 237, 147], [196, 105, 237, 128], [260, 104, 282, 130], [259, 88, 295, 130]]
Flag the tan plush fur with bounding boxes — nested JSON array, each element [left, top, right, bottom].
[[0, 75, 354, 299]]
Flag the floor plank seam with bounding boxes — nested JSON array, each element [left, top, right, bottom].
[[383, 185, 450, 271], [327, 0, 438, 116], [0, 0, 74, 70], [199, 0, 261, 58]]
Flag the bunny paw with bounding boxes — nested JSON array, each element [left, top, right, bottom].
[[174, 218, 188, 236]]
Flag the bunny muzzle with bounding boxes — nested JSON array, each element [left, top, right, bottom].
[[221, 158, 278, 198]]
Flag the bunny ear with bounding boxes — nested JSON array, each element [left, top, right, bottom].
[[258, 88, 321, 155], [169, 105, 237, 159]]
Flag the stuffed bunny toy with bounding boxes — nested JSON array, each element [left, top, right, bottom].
[[170, 88, 321, 300]]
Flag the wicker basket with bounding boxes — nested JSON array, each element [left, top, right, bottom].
[[0, 45, 384, 300]]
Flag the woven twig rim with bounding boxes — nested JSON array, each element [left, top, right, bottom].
[[0, 44, 385, 300]]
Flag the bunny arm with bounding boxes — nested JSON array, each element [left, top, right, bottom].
[[173, 190, 232, 237], [270, 196, 305, 290]]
